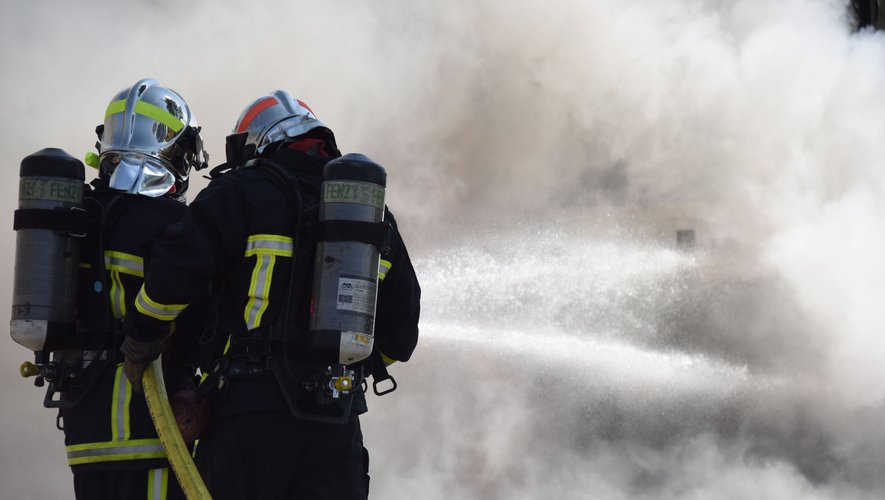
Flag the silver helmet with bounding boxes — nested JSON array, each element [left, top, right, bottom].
[[99, 78, 207, 199], [232, 90, 337, 155]]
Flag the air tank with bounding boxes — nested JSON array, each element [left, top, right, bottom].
[[11, 148, 85, 352], [309, 153, 386, 365]]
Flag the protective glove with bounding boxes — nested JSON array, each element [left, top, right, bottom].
[[169, 390, 213, 443], [121, 336, 165, 393]]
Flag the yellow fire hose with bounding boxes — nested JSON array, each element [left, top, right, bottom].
[[142, 357, 212, 499]]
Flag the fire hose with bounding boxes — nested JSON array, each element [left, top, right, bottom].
[[142, 356, 212, 499]]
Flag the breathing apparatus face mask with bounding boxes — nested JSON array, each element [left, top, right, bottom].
[[104, 151, 176, 197]]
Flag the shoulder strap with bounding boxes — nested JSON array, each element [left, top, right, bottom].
[[79, 188, 126, 349], [245, 159, 307, 336]]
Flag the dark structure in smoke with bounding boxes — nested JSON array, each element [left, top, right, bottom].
[[851, 0, 884, 29]]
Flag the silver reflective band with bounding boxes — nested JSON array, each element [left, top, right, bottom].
[[379, 259, 392, 281], [245, 254, 276, 329], [109, 270, 126, 318], [104, 251, 145, 277], [134, 287, 187, 321], [245, 235, 294, 257], [113, 366, 130, 440], [108, 153, 175, 197], [148, 468, 168, 500], [66, 440, 166, 465], [243, 235, 292, 329]]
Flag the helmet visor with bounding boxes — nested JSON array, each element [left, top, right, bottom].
[[258, 114, 327, 152], [105, 152, 176, 197]]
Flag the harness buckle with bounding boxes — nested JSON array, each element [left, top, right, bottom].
[[228, 336, 279, 363]]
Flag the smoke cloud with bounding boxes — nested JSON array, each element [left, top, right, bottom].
[[3, 0, 885, 498]]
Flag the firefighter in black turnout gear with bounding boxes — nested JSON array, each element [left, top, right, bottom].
[[122, 90, 421, 499], [46, 80, 209, 499]]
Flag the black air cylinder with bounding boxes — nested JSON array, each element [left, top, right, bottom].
[[11, 149, 85, 352], [309, 154, 386, 364]]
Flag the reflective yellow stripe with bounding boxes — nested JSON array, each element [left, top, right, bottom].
[[66, 439, 166, 465], [379, 259, 392, 281], [380, 351, 397, 366], [134, 101, 185, 133], [105, 99, 127, 117], [105, 99, 185, 133], [101, 251, 144, 318], [223, 334, 234, 355], [110, 365, 132, 441], [109, 270, 125, 318], [242, 234, 293, 329], [245, 234, 294, 257], [147, 468, 169, 500], [135, 285, 187, 321], [105, 250, 145, 277], [244, 254, 276, 329]]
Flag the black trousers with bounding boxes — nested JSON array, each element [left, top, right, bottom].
[[193, 411, 369, 500], [72, 467, 184, 500]]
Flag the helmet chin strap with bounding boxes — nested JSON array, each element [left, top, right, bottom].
[[177, 125, 209, 171]]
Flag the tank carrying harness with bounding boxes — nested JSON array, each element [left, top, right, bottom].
[[318, 219, 392, 255], [14, 207, 88, 236]]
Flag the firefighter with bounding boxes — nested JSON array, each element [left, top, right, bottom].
[[61, 79, 208, 500], [121, 90, 421, 499]]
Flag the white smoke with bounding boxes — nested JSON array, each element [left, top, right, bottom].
[[2, 0, 885, 498]]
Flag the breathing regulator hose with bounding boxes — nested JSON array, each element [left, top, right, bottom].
[[142, 357, 212, 499]]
